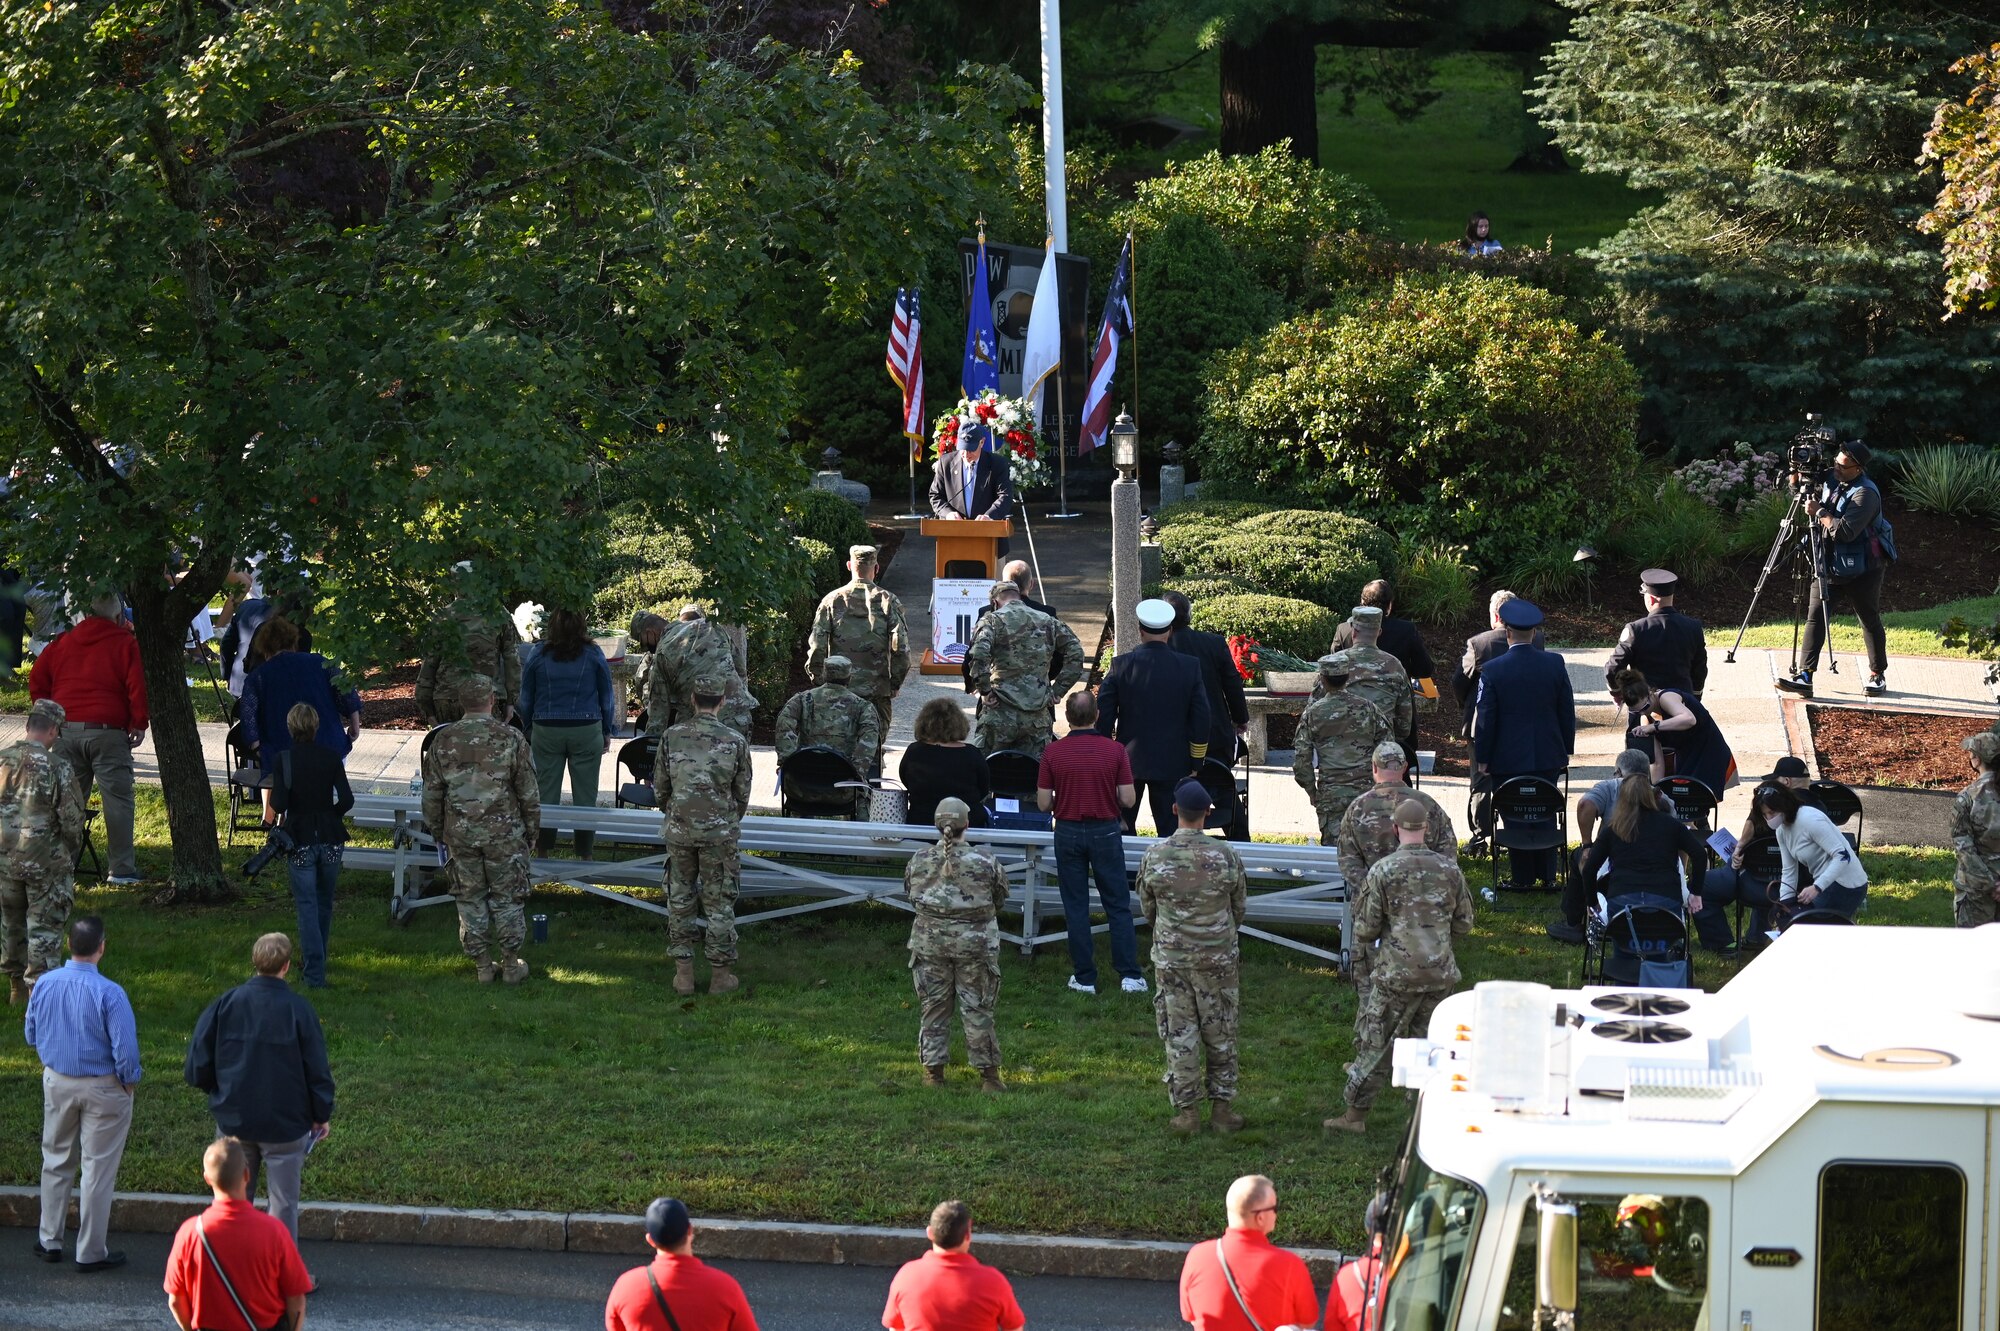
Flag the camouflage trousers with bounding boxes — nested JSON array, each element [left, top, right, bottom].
[[1153, 963, 1240, 1110], [668, 839, 739, 964], [446, 849, 530, 961], [867, 695, 892, 775], [1955, 873, 2000, 928], [911, 948, 1002, 1068], [0, 867, 74, 984], [1314, 781, 1371, 846], [1345, 983, 1448, 1112], [975, 704, 1053, 759]]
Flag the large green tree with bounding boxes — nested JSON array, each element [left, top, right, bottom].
[[0, 0, 1025, 897], [1535, 0, 1998, 452], [1921, 42, 2000, 316]]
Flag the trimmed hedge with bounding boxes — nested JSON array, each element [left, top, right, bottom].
[[1188, 594, 1340, 662], [1152, 498, 1277, 527], [1237, 510, 1394, 576], [1160, 576, 1256, 606], [1158, 507, 1390, 614], [1202, 532, 1380, 613]]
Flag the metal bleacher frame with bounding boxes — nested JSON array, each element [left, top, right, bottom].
[[346, 794, 1353, 967]]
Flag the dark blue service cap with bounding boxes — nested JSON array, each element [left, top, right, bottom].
[[1173, 780, 1214, 813], [1498, 599, 1544, 629]]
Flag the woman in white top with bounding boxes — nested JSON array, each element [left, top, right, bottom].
[[1759, 783, 1867, 918]]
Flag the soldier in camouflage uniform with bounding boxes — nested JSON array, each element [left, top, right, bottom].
[[963, 580, 1083, 758], [420, 675, 540, 984], [1136, 781, 1249, 1136], [1952, 730, 2000, 928], [646, 606, 756, 740], [903, 797, 1009, 1091], [664, 675, 754, 996], [1338, 741, 1457, 1006], [1293, 659, 1395, 844], [774, 655, 881, 781], [625, 611, 669, 717], [1, 700, 85, 1004], [415, 566, 524, 724], [1326, 608, 1413, 750], [1327, 800, 1474, 1135], [806, 545, 910, 774]]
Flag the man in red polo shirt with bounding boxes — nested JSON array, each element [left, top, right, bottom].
[[164, 1137, 310, 1331], [882, 1199, 1025, 1331], [1036, 691, 1140, 996], [605, 1197, 759, 1331], [28, 593, 148, 884], [1179, 1174, 1319, 1331]]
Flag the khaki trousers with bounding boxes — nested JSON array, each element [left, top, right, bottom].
[[40, 1069, 133, 1263]]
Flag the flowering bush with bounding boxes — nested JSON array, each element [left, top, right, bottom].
[[932, 390, 1050, 491], [1665, 444, 1787, 514]]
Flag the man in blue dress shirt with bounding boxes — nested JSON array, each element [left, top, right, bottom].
[[23, 914, 140, 1271]]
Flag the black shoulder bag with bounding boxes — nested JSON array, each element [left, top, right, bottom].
[[645, 1267, 686, 1331]]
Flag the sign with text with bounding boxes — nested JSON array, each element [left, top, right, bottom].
[[930, 578, 992, 663]]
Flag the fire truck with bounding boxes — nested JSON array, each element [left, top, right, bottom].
[[1362, 925, 2000, 1329]]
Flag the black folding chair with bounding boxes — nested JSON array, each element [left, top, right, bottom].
[[1733, 835, 1785, 957], [1655, 776, 1719, 837], [1585, 900, 1693, 987], [223, 721, 269, 845], [1782, 907, 1857, 931], [1196, 751, 1249, 841], [1810, 779, 1865, 851], [1488, 774, 1567, 901], [614, 735, 659, 810], [71, 809, 103, 881], [779, 745, 866, 820], [985, 750, 1051, 832]]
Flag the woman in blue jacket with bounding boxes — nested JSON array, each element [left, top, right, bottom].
[[240, 617, 361, 820], [521, 608, 617, 860]]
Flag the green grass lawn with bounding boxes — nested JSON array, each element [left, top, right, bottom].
[[0, 790, 1960, 1252], [1705, 594, 2000, 662], [2, 662, 235, 725]]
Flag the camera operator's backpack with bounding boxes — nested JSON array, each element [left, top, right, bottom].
[[1870, 512, 1898, 565]]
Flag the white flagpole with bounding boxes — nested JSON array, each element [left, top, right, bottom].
[[1041, 0, 1067, 252]]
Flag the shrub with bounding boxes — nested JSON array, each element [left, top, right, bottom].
[[1152, 498, 1276, 527], [1606, 483, 1732, 585], [1896, 445, 2000, 521], [1188, 594, 1341, 661], [1196, 273, 1644, 569], [1726, 487, 1794, 559], [786, 489, 870, 586], [1496, 539, 1597, 605], [1667, 444, 1789, 516], [1202, 532, 1380, 612], [1238, 509, 1395, 576], [1160, 576, 1257, 606], [1303, 235, 1613, 330], [1157, 521, 1232, 574], [1392, 539, 1477, 626]]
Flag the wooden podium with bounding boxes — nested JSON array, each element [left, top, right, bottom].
[[918, 518, 1011, 675]]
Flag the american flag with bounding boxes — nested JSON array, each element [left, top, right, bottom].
[[1078, 236, 1133, 454], [886, 287, 925, 456]]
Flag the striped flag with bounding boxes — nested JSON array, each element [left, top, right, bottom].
[[1078, 235, 1132, 454], [886, 287, 925, 456]]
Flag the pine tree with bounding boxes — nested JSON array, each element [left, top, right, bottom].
[[1535, 1, 1998, 452]]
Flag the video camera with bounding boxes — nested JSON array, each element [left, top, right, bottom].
[[1787, 413, 1837, 472], [242, 823, 296, 878]]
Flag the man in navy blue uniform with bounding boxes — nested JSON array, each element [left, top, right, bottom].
[[1096, 599, 1210, 837], [1474, 599, 1575, 889]]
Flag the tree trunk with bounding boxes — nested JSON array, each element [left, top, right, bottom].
[[125, 577, 233, 902], [1220, 22, 1320, 163]]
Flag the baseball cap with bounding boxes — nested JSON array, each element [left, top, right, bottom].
[[1392, 799, 1429, 830], [1765, 756, 1809, 780], [646, 1197, 691, 1247], [935, 797, 971, 833], [1371, 740, 1406, 767], [27, 699, 65, 729]]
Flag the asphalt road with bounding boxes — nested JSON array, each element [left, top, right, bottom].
[[0, 1227, 1186, 1329]]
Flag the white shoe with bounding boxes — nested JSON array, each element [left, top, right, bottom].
[[1121, 977, 1149, 994], [1066, 976, 1097, 995], [106, 875, 144, 886]]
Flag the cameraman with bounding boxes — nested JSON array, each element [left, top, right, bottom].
[[1778, 441, 1889, 698]]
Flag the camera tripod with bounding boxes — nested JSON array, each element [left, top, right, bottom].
[[1723, 475, 1838, 676]]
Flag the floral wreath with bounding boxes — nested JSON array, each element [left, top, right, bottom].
[[932, 390, 1050, 492]]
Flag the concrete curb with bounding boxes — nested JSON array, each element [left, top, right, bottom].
[[0, 1188, 1349, 1284]]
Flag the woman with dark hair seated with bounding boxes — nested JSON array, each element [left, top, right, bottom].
[[900, 697, 990, 829], [1761, 782, 1867, 921], [1557, 775, 1707, 936], [1460, 211, 1502, 257]]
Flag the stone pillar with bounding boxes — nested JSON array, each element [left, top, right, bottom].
[[1110, 476, 1142, 655], [1157, 464, 1185, 509], [1139, 540, 1162, 590]]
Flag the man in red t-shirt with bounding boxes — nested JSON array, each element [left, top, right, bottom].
[[164, 1137, 310, 1331], [28, 594, 148, 883], [1179, 1174, 1320, 1331], [1036, 692, 1140, 996], [604, 1197, 760, 1331], [882, 1199, 1025, 1331]]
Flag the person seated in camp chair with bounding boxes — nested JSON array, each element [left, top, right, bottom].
[[1559, 776, 1706, 940]]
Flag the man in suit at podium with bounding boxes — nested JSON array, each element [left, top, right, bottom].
[[928, 422, 1014, 556]]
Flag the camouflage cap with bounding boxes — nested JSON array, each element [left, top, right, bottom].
[[849, 544, 878, 565], [934, 797, 971, 833], [678, 603, 706, 621], [1371, 739, 1407, 767], [691, 674, 729, 699], [1349, 605, 1384, 627], [1392, 798, 1430, 830], [1967, 732, 2000, 765], [991, 579, 1020, 597], [27, 698, 65, 729], [823, 654, 853, 681], [1317, 652, 1350, 683], [457, 673, 496, 708], [629, 611, 667, 639]]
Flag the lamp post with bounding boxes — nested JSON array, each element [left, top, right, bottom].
[[1110, 411, 1141, 655], [1573, 545, 1601, 611]]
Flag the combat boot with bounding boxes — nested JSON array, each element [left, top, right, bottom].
[[923, 1065, 948, 1088], [707, 965, 739, 995], [1209, 1101, 1244, 1135], [673, 960, 697, 996], [8, 976, 29, 1006], [979, 1066, 1007, 1093], [501, 954, 530, 985], [1324, 1108, 1368, 1135], [475, 956, 497, 984], [1168, 1107, 1201, 1135]]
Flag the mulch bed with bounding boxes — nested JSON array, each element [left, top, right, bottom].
[[1809, 704, 1993, 790]]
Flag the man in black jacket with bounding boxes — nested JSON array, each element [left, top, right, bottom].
[[1161, 591, 1249, 838], [1331, 579, 1434, 683], [1455, 590, 1544, 852], [184, 933, 335, 1243], [1095, 599, 1210, 836]]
